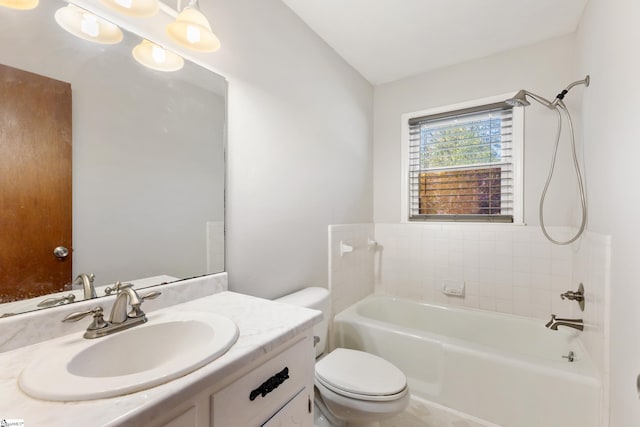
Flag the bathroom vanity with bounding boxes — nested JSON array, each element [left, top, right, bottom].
[[0, 287, 321, 426]]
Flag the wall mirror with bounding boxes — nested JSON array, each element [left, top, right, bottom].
[[0, 0, 226, 317]]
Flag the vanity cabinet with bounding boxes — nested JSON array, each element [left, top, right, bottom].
[[148, 334, 315, 427]]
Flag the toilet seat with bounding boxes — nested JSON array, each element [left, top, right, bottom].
[[315, 348, 408, 402]]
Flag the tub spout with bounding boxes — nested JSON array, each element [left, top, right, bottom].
[[545, 314, 583, 331]]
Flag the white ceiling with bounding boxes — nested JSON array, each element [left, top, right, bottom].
[[281, 0, 588, 85]]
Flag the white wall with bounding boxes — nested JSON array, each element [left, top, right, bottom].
[[73, 71, 225, 285], [202, 0, 374, 298], [576, 0, 640, 425], [374, 34, 581, 226]]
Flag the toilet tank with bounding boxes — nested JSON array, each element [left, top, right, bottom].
[[275, 287, 330, 357]]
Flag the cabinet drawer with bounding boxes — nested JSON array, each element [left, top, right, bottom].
[[212, 336, 314, 427]]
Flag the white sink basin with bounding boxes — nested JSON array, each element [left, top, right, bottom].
[[19, 311, 238, 401]]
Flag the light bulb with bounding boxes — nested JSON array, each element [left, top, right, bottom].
[[55, 4, 123, 45], [151, 45, 166, 64], [186, 25, 201, 43], [132, 39, 184, 72], [80, 13, 99, 38], [166, 7, 220, 52]]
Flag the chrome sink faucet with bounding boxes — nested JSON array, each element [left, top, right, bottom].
[[73, 273, 97, 299], [62, 282, 161, 339], [545, 314, 584, 331]]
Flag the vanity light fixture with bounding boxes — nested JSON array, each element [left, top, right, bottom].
[[132, 39, 184, 72], [55, 4, 123, 45], [0, 0, 38, 10], [166, 0, 220, 52], [100, 0, 159, 18]]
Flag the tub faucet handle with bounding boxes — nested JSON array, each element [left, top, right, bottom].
[[560, 283, 585, 311]]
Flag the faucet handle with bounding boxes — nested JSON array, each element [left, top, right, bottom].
[[127, 291, 162, 318], [62, 306, 108, 331], [104, 281, 133, 295], [141, 291, 162, 301], [37, 293, 76, 308]]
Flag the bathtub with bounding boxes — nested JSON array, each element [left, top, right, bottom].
[[333, 295, 601, 427]]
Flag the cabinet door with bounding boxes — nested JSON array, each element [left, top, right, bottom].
[[213, 337, 314, 426], [261, 388, 312, 427]]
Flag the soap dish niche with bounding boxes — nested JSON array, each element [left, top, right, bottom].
[[442, 280, 465, 297]]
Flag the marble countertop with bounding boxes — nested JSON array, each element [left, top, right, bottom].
[[0, 291, 322, 426]]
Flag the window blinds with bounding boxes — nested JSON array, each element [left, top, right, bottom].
[[408, 102, 514, 222]]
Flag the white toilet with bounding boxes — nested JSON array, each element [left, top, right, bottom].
[[276, 287, 410, 427]]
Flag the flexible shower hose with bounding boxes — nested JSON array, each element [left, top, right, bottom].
[[538, 100, 587, 245]]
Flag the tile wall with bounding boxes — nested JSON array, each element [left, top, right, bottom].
[[328, 224, 375, 315], [374, 223, 581, 319], [329, 223, 610, 393], [571, 230, 611, 426]]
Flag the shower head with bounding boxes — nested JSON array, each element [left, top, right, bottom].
[[505, 76, 590, 110], [505, 90, 531, 107]]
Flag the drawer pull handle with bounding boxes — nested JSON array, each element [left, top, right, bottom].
[[249, 367, 290, 401]]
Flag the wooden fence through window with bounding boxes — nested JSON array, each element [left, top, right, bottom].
[[418, 167, 502, 215]]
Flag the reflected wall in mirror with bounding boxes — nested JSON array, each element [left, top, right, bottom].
[[0, 0, 226, 317]]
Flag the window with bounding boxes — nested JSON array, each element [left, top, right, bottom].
[[403, 96, 523, 223]]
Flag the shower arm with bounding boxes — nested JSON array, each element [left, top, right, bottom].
[[553, 76, 590, 104], [518, 76, 590, 110], [521, 91, 555, 109]]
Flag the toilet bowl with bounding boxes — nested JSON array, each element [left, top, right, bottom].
[[315, 348, 409, 426], [276, 287, 410, 427]]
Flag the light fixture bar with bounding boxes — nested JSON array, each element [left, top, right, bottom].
[[100, 0, 159, 18], [157, 0, 177, 18]]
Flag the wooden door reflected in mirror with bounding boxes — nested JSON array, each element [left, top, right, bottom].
[[0, 64, 72, 303]]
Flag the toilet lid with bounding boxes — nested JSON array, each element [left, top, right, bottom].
[[315, 348, 407, 398]]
